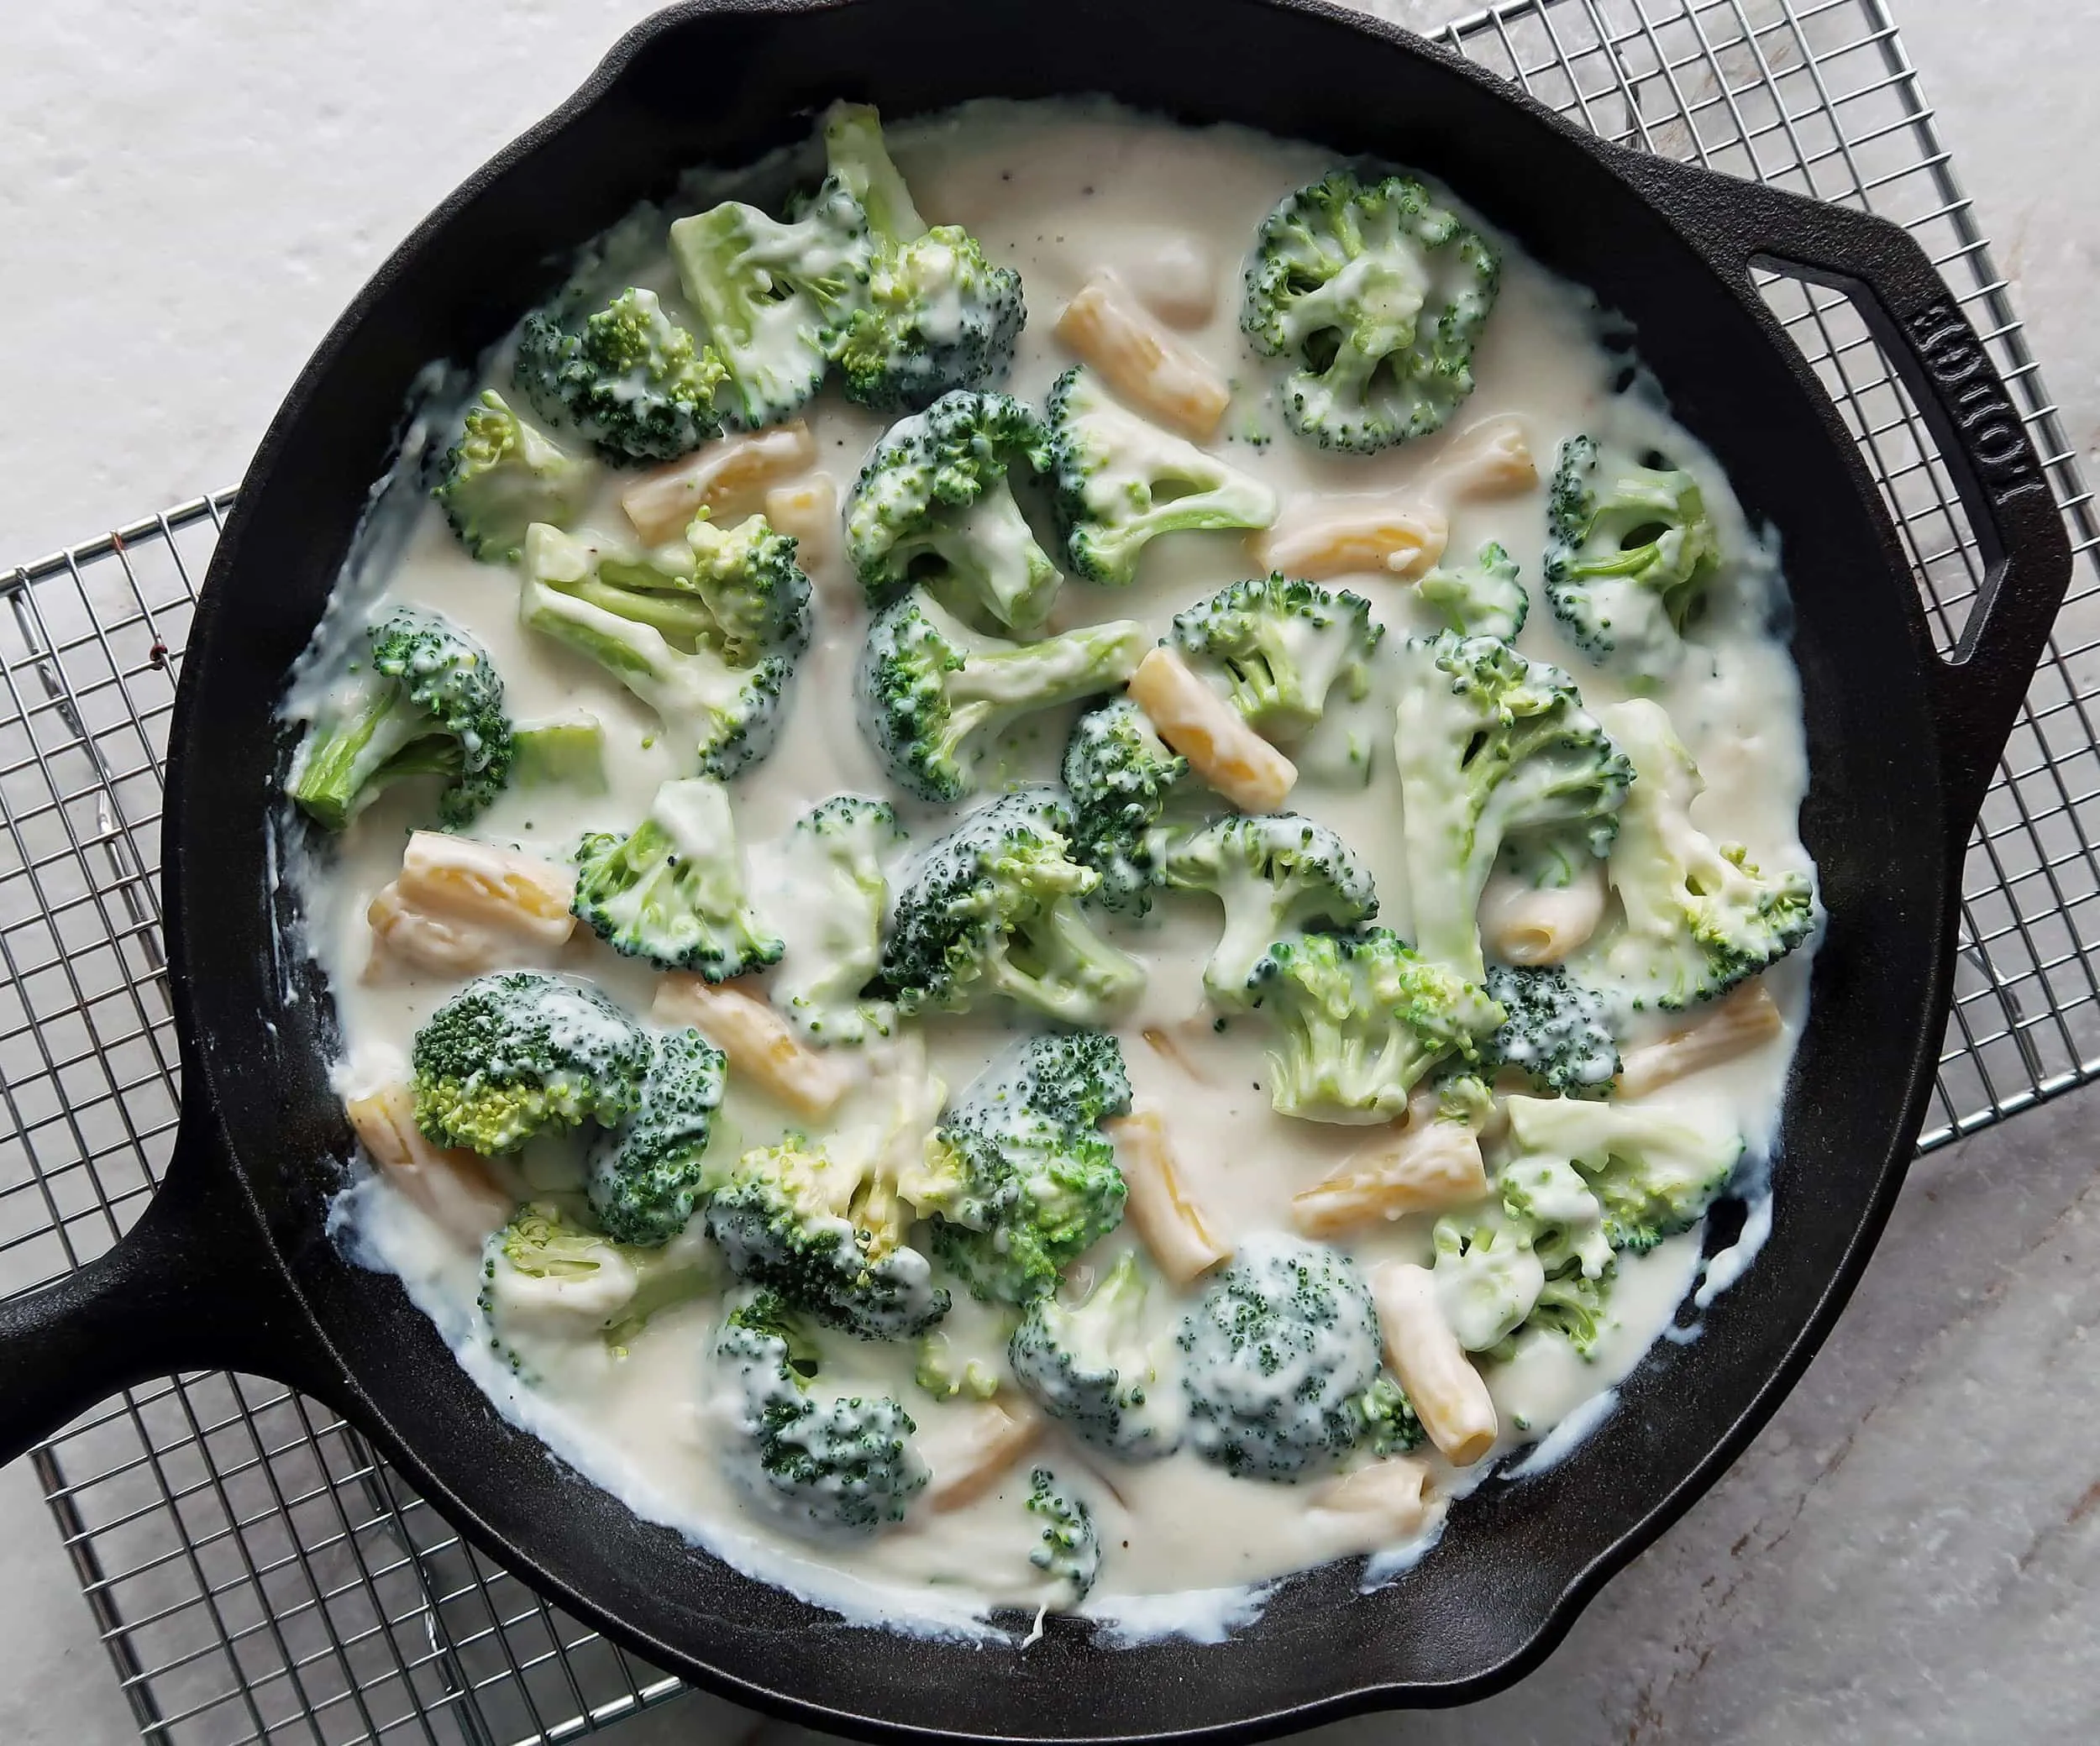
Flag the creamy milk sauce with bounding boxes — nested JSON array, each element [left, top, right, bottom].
[[291, 100, 1816, 1638]]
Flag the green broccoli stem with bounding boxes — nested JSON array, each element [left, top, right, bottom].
[[290, 688, 433, 830], [927, 485, 1063, 632], [823, 102, 925, 241], [925, 617, 1147, 773], [998, 900, 1145, 1025], [557, 577, 717, 649]]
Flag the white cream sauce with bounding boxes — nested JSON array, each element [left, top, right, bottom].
[[293, 100, 1817, 1640]]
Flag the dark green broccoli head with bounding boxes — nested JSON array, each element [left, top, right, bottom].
[[1242, 170, 1500, 454], [1162, 813, 1379, 1004], [856, 588, 1146, 803], [1543, 435, 1722, 677], [1393, 631, 1633, 982], [1246, 928, 1504, 1124], [571, 777, 784, 978], [820, 104, 1025, 412], [1168, 574, 1383, 743], [685, 511, 815, 663], [873, 789, 1145, 1025], [512, 287, 731, 464], [433, 390, 598, 563], [1008, 1249, 1180, 1460], [1024, 1466, 1102, 1603], [1176, 1234, 1389, 1481], [1481, 964, 1620, 1097], [714, 1290, 928, 1534], [288, 606, 515, 831], [843, 391, 1063, 632], [909, 1031, 1132, 1305], [585, 1025, 728, 1245], [1061, 700, 1190, 917], [1417, 540, 1528, 642], [706, 1134, 950, 1340], [412, 972, 651, 1155], [1044, 366, 1278, 586]]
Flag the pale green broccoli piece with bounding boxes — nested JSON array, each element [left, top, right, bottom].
[[1008, 1250, 1180, 1460], [713, 1290, 928, 1534], [1161, 813, 1378, 1005], [913, 1329, 1004, 1402], [1499, 1152, 1615, 1283], [288, 606, 514, 831], [1242, 170, 1500, 454], [844, 391, 1063, 632], [1543, 434, 1721, 678], [585, 1025, 729, 1245], [819, 103, 1025, 412], [1177, 1234, 1398, 1481], [1430, 1213, 1546, 1354], [412, 972, 651, 1155], [856, 587, 1146, 803], [874, 789, 1145, 1025], [1577, 698, 1817, 1010], [1392, 632, 1632, 982], [771, 796, 905, 1046], [1044, 365, 1278, 585], [1245, 928, 1504, 1123], [518, 516, 809, 779], [571, 777, 783, 979], [512, 286, 732, 463], [1480, 964, 1620, 1097], [1417, 540, 1527, 642], [1061, 700, 1191, 917], [1025, 1467, 1102, 1605], [906, 1032, 1131, 1306], [1168, 574, 1382, 743], [1507, 1093, 1743, 1256], [433, 390, 599, 562], [512, 712, 607, 791]]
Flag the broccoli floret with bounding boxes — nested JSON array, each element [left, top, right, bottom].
[[1499, 1153, 1615, 1284], [1393, 632, 1633, 983], [905, 1032, 1131, 1305], [412, 972, 651, 1155], [1162, 813, 1379, 1005], [571, 777, 784, 978], [707, 1125, 950, 1340], [1061, 700, 1191, 917], [1245, 929, 1502, 1124], [479, 1201, 721, 1374], [913, 1328, 1004, 1402], [512, 287, 732, 464], [1543, 435, 1722, 678], [1242, 170, 1500, 454], [667, 180, 868, 431], [1578, 699, 1817, 1010], [1480, 964, 1620, 1097], [857, 588, 1146, 804], [289, 606, 514, 831], [1417, 540, 1527, 642], [1024, 1467, 1102, 1604], [1008, 1250, 1180, 1460], [1431, 1214, 1546, 1354], [433, 390, 599, 563], [1358, 1372, 1429, 1455], [1044, 366, 1278, 585], [819, 103, 1024, 412], [770, 796, 905, 1046], [1527, 1270, 1609, 1356], [1177, 1234, 1392, 1481], [519, 517, 809, 779], [844, 391, 1063, 632], [512, 712, 607, 791], [1168, 575, 1382, 744], [1507, 1094, 1743, 1256], [712, 1289, 928, 1534], [874, 789, 1145, 1025], [585, 1025, 728, 1245]]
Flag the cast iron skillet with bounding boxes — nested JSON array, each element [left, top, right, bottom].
[[0, 1, 2071, 1738]]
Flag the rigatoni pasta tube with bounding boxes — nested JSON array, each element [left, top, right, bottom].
[[344, 1086, 512, 1249], [1425, 414, 1537, 501], [1618, 981, 1783, 1098], [652, 976, 853, 1117], [620, 422, 816, 545], [1291, 1114, 1489, 1237], [1314, 1456, 1433, 1539], [763, 476, 843, 596], [1257, 499, 1448, 582], [1109, 1107, 1231, 1285], [1128, 646, 1296, 813], [927, 1397, 1044, 1512], [1054, 273, 1231, 439], [1369, 1261, 1498, 1465], [1476, 863, 1606, 967], [366, 832, 575, 978]]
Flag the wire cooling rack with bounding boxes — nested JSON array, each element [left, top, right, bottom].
[[3, 0, 2097, 1740]]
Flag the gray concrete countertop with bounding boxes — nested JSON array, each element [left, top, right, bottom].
[[2, 3, 2095, 1742]]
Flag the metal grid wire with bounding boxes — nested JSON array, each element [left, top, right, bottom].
[[2, 0, 2094, 1738]]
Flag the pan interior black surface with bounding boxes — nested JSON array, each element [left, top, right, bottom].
[[2, 1, 2053, 1741]]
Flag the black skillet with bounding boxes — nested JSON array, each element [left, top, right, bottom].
[[0, 1, 2071, 1739]]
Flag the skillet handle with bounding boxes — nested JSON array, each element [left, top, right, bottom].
[[1617, 154, 2071, 841], [0, 1111, 326, 1465]]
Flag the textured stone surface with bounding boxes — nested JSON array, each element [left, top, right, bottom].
[[2, 2, 2096, 1742]]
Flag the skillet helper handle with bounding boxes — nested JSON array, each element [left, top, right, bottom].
[[0, 1113, 321, 1465], [1618, 154, 2072, 840]]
